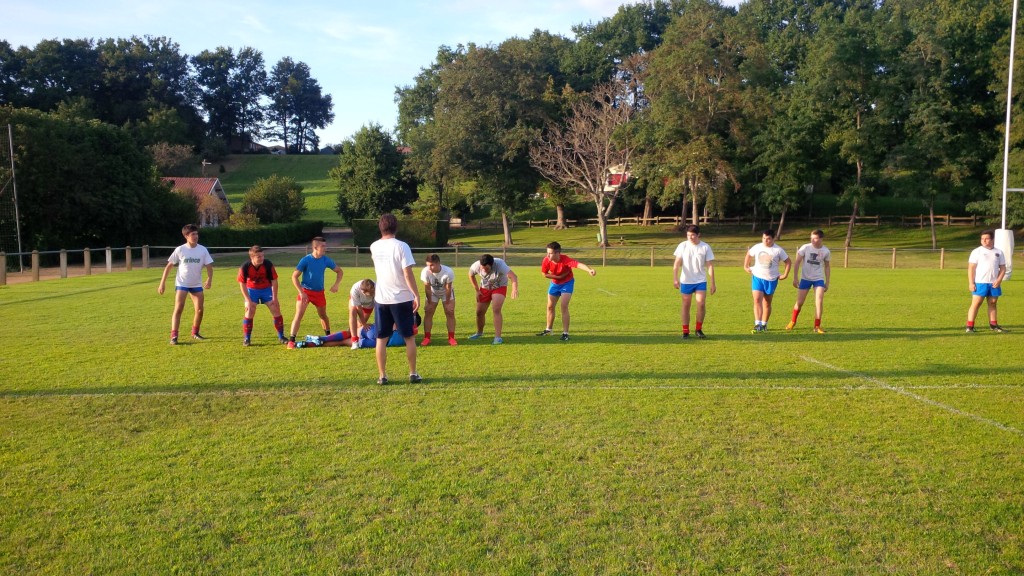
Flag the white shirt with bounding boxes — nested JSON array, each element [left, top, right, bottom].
[[370, 237, 416, 304], [969, 246, 1006, 284], [421, 264, 455, 301], [748, 243, 789, 281], [797, 243, 831, 282], [673, 241, 715, 284], [349, 280, 375, 308], [168, 244, 213, 288], [469, 259, 511, 289]]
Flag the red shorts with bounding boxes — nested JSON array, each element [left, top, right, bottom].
[[477, 286, 508, 303], [297, 289, 327, 308]]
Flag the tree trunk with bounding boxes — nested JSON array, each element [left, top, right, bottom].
[[752, 201, 758, 232], [776, 206, 787, 241], [555, 204, 566, 230], [844, 198, 858, 248], [642, 196, 653, 226], [501, 211, 513, 246], [595, 194, 614, 247], [928, 201, 937, 250], [691, 187, 699, 226]]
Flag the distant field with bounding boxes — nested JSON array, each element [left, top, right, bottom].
[[1, 266, 1022, 573], [217, 154, 343, 225]]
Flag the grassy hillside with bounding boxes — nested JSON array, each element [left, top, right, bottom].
[[216, 154, 342, 225]]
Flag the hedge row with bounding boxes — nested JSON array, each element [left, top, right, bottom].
[[196, 221, 325, 247], [350, 219, 450, 248]]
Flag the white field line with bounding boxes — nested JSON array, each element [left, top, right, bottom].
[[800, 355, 1024, 437], [597, 288, 618, 296]]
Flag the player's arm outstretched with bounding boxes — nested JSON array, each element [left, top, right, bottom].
[[577, 261, 597, 277]]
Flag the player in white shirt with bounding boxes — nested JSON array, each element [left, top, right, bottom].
[[467, 254, 519, 344], [786, 229, 831, 334], [369, 214, 421, 384], [420, 253, 458, 346], [672, 225, 716, 339], [743, 229, 791, 333], [348, 278, 376, 349], [157, 223, 214, 344], [966, 230, 1008, 333]]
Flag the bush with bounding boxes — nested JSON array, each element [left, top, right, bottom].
[[350, 218, 449, 248], [240, 174, 307, 224], [196, 221, 324, 247]]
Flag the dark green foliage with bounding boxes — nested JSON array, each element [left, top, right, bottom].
[[349, 218, 448, 248], [0, 106, 197, 250], [195, 220, 323, 247], [331, 124, 416, 222], [240, 174, 307, 224]]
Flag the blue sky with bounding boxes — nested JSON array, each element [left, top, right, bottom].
[[3, 0, 742, 147]]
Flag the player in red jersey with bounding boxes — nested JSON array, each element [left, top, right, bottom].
[[536, 241, 596, 341], [237, 245, 286, 346]]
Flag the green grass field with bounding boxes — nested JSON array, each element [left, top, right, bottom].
[[2, 264, 1023, 574], [217, 155, 343, 225]]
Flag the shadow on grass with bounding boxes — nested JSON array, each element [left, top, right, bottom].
[[0, 279, 154, 306]]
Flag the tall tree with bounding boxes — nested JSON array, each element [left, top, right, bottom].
[[330, 123, 415, 222], [266, 57, 333, 153]]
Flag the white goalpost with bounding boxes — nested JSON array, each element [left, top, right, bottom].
[[0, 124, 24, 272], [999, 0, 1021, 278]]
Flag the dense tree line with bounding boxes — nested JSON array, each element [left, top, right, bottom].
[[0, 35, 333, 154], [390, 0, 1024, 245]]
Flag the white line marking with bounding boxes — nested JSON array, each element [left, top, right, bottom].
[[597, 288, 618, 296], [800, 355, 1024, 437]]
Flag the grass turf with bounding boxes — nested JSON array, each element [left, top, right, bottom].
[[1, 265, 1022, 574]]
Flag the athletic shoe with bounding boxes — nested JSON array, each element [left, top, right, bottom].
[[785, 321, 796, 331], [492, 337, 503, 345], [695, 330, 706, 339], [751, 325, 762, 333], [243, 338, 251, 347], [448, 337, 458, 346], [191, 333, 206, 341], [536, 329, 552, 336], [304, 335, 322, 346], [170, 337, 178, 345], [991, 324, 1008, 333], [294, 340, 307, 349], [278, 336, 288, 344], [682, 333, 690, 339], [286, 340, 296, 349], [965, 326, 976, 333], [409, 373, 423, 384], [813, 326, 826, 334], [420, 337, 431, 347], [468, 333, 482, 340], [560, 333, 570, 341], [377, 376, 390, 385], [351, 341, 360, 350]]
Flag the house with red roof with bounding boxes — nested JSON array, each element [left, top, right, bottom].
[[161, 177, 233, 227]]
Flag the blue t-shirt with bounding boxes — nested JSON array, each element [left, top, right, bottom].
[[295, 254, 336, 291]]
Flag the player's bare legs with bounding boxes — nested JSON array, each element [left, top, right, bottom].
[[475, 300, 490, 335], [812, 286, 825, 322], [558, 292, 572, 334], [545, 294, 558, 332], [491, 294, 507, 338], [171, 289, 188, 333], [442, 300, 456, 335], [290, 298, 309, 337], [694, 291, 706, 324], [966, 295, 985, 325], [313, 305, 330, 333], [423, 300, 438, 336], [752, 290, 766, 323]]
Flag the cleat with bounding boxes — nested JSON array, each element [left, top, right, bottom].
[[785, 321, 795, 331], [286, 340, 296, 349], [278, 336, 288, 344], [492, 337, 504, 345], [304, 335, 322, 346], [420, 337, 431, 347], [409, 373, 422, 384], [294, 340, 307, 348], [813, 326, 826, 334], [695, 330, 706, 339], [448, 337, 458, 346], [682, 333, 690, 339], [536, 329, 552, 336], [191, 333, 206, 341], [560, 333, 570, 341], [468, 333, 482, 340], [965, 326, 976, 333], [377, 376, 390, 386], [990, 324, 1008, 333], [243, 338, 251, 347], [351, 341, 360, 350], [170, 337, 178, 345]]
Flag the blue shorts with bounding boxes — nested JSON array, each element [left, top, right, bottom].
[[751, 277, 779, 295], [175, 286, 203, 294], [548, 279, 575, 297], [247, 287, 274, 304], [680, 282, 707, 295], [973, 283, 1002, 298], [375, 300, 416, 339], [798, 279, 826, 290]]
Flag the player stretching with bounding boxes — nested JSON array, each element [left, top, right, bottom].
[[348, 279, 376, 350], [468, 254, 519, 344], [966, 230, 1008, 333], [786, 229, 831, 334], [536, 241, 596, 341], [158, 224, 214, 344], [420, 254, 458, 346], [287, 237, 343, 348], [238, 245, 287, 345], [743, 229, 791, 333]]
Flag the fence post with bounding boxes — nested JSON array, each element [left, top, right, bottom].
[[106, 247, 112, 273], [455, 245, 459, 268], [354, 247, 359, 267], [843, 246, 849, 268], [0, 252, 5, 286], [602, 245, 607, 267], [142, 245, 149, 269], [940, 248, 945, 270], [125, 246, 132, 271], [32, 250, 40, 281], [650, 246, 655, 267], [891, 247, 897, 269], [502, 245, 507, 262], [60, 249, 68, 279], [84, 248, 91, 276]]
